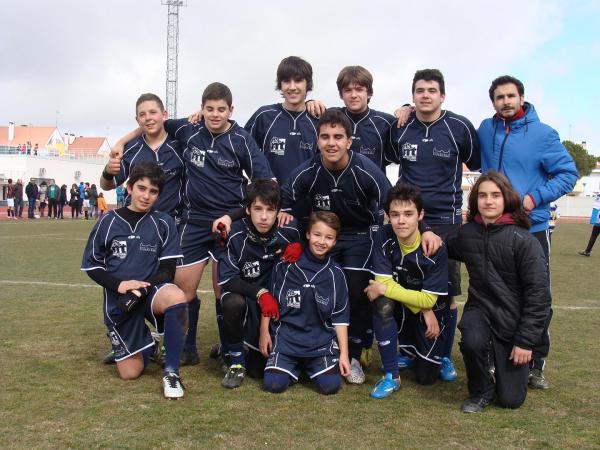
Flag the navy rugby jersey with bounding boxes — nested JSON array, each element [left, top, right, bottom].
[[270, 250, 349, 358], [245, 103, 319, 184], [80, 209, 182, 324], [164, 119, 273, 222], [115, 136, 184, 217], [218, 218, 301, 288], [387, 111, 480, 224], [370, 224, 448, 308], [281, 151, 391, 232], [344, 107, 395, 170]]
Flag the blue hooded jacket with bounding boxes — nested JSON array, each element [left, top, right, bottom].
[[478, 102, 578, 233]]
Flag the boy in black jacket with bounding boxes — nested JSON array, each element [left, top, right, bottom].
[[446, 171, 550, 413]]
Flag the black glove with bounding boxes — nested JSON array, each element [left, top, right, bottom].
[[118, 287, 149, 313]]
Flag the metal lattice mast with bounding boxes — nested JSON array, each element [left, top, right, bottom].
[[162, 1, 186, 119]]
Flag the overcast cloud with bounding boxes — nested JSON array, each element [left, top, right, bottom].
[[1, 0, 598, 154]]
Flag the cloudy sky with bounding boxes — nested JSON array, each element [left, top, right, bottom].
[[2, 0, 599, 154]]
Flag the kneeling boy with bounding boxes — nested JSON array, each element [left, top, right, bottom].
[[365, 183, 449, 398], [81, 161, 188, 399]]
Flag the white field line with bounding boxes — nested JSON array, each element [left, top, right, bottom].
[[0, 280, 213, 294], [0, 280, 597, 309]]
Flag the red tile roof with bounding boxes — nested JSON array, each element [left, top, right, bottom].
[[0, 125, 57, 147], [68, 137, 107, 154]]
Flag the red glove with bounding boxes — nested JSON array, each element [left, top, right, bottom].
[[281, 242, 302, 263], [214, 222, 228, 247], [258, 290, 279, 319]]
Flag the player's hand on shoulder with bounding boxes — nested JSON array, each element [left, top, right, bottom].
[[277, 211, 294, 228], [423, 309, 440, 339], [187, 110, 203, 124], [117, 280, 150, 294], [394, 105, 414, 128], [306, 99, 326, 118], [281, 242, 303, 263], [421, 230, 442, 257]]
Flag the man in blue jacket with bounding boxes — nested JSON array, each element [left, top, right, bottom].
[[478, 75, 578, 389]]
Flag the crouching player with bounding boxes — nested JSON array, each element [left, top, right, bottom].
[[365, 183, 449, 398], [446, 171, 550, 413], [217, 179, 301, 388], [260, 212, 351, 394], [81, 161, 188, 399]]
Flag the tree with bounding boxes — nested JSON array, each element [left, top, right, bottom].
[[563, 140, 597, 178]]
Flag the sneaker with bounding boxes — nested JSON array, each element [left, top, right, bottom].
[[163, 372, 185, 399], [221, 364, 246, 389], [370, 373, 401, 399], [103, 349, 116, 365], [180, 349, 200, 366], [529, 368, 550, 389], [397, 354, 415, 370], [360, 347, 374, 369], [578, 250, 591, 257], [461, 397, 491, 413], [439, 357, 457, 381], [345, 358, 366, 384]]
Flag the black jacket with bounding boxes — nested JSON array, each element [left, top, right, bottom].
[[446, 219, 550, 349], [25, 182, 38, 199]]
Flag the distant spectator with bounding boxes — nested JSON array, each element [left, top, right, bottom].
[[58, 184, 68, 219], [83, 182, 91, 219], [5, 179, 15, 219], [13, 179, 24, 218], [97, 192, 107, 217], [89, 183, 99, 219], [78, 182, 85, 216], [578, 194, 600, 257], [33, 143, 37, 156], [22, 143, 27, 154], [47, 179, 61, 219], [69, 183, 80, 219], [116, 184, 125, 208], [38, 181, 48, 218], [25, 180, 38, 219]]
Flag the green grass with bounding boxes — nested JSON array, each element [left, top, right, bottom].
[[0, 220, 599, 449]]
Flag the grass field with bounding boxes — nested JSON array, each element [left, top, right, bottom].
[[1, 219, 599, 449]]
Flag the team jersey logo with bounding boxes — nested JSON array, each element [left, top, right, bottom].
[[314, 194, 331, 210], [140, 243, 157, 253], [111, 240, 128, 259], [299, 141, 313, 152], [315, 293, 329, 307], [242, 261, 260, 278], [190, 146, 206, 168], [359, 145, 376, 155], [270, 137, 286, 155], [217, 157, 234, 168], [401, 142, 418, 161], [286, 289, 301, 308], [432, 147, 451, 158]]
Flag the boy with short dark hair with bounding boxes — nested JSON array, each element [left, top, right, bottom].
[[81, 161, 188, 399], [217, 178, 301, 388], [365, 183, 449, 398]]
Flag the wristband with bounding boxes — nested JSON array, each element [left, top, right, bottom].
[[256, 288, 268, 300], [102, 167, 114, 181]]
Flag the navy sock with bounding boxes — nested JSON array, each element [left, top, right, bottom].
[[443, 307, 458, 358], [163, 303, 189, 374], [184, 296, 200, 352], [142, 345, 154, 368], [373, 312, 399, 378], [314, 373, 341, 395], [215, 298, 229, 354], [228, 342, 245, 366], [263, 370, 290, 393]]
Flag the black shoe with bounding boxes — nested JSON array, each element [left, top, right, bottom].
[[103, 349, 116, 365], [578, 250, 591, 257], [221, 364, 246, 389], [529, 368, 550, 389], [461, 397, 491, 413], [180, 349, 200, 366]]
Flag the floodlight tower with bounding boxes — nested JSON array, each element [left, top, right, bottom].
[[162, 0, 186, 119]]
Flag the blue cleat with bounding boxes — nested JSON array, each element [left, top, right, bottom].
[[439, 357, 457, 381], [370, 373, 401, 399], [397, 354, 415, 370]]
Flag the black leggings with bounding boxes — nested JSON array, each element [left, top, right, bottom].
[[346, 270, 373, 361], [584, 226, 600, 253]]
